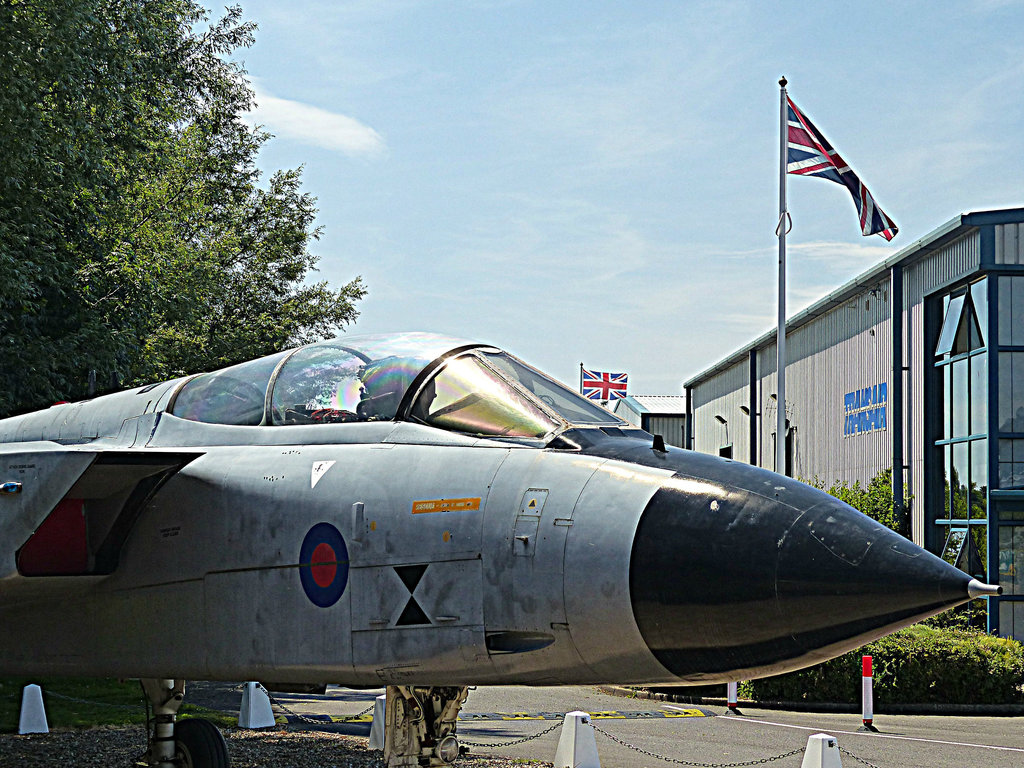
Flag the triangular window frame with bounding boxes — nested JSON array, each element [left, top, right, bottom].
[[936, 294, 965, 357], [936, 293, 985, 357]]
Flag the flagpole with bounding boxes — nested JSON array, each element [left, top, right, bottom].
[[776, 76, 789, 476]]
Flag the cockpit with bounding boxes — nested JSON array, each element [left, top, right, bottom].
[[169, 332, 625, 440]]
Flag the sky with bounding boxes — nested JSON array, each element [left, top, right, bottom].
[[219, 0, 1024, 395]]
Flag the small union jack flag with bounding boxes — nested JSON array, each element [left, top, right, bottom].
[[582, 368, 628, 401], [786, 97, 897, 241]]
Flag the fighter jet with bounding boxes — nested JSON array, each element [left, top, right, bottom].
[[0, 332, 999, 768]]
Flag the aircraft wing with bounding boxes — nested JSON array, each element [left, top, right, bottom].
[[1, 442, 201, 582]]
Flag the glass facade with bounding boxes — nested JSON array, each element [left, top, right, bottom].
[[932, 278, 989, 585], [998, 525, 1024, 595], [995, 276, 1024, 636]]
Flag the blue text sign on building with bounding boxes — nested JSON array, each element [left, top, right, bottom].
[[844, 382, 887, 437]]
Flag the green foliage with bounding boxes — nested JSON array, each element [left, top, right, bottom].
[[1, 1, 365, 416], [809, 468, 911, 537], [739, 624, 1024, 705]]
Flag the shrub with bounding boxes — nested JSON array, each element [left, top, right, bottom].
[[808, 468, 910, 537], [740, 624, 1024, 705]]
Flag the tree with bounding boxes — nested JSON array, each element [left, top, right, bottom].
[[811, 468, 911, 538], [0, 1, 364, 417]]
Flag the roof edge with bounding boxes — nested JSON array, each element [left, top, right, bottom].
[[683, 207, 1024, 388]]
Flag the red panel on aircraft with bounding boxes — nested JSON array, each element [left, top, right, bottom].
[[17, 499, 89, 576]]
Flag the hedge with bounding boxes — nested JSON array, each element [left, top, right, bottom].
[[739, 624, 1024, 705]]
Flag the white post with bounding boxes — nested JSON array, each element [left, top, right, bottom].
[[859, 655, 878, 732], [238, 682, 276, 729], [777, 76, 789, 476], [726, 681, 739, 712], [800, 733, 842, 768], [18, 684, 48, 734], [553, 711, 600, 768], [368, 694, 387, 749]]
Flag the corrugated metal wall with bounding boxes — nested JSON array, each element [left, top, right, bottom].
[[646, 415, 686, 449], [995, 223, 1024, 264], [692, 363, 749, 458], [693, 287, 891, 486], [613, 400, 642, 428], [785, 285, 892, 485], [690, 228, 982, 546]]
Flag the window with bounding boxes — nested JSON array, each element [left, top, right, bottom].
[[998, 353, 1024, 434], [998, 276, 1024, 346], [411, 355, 557, 438], [940, 525, 986, 579], [935, 294, 966, 356], [998, 276, 1024, 490], [999, 601, 1024, 639], [932, 278, 989, 570], [998, 525, 1024, 595], [270, 345, 374, 424], [172, 351, 290, 425], [1000, 440, 1024, 489], [479, 352, 623, 426]]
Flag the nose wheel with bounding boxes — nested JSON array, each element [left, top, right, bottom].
[[140, 679, 229, 768], [174, 718, 229, 768]]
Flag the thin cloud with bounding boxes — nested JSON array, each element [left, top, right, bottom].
[[245, 83, 386, 157], [788, 239, 894, 265], [711, 239, 892, 266]]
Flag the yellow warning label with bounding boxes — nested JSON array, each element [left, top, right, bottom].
[[412, 497, 481, 514]]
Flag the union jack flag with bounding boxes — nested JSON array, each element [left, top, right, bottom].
[[786, 97, 898, 241], [581, 369, 628, 401]]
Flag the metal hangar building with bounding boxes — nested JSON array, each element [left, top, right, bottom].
[[683, 207, 1024, 639], [611, 394, 687, 448]]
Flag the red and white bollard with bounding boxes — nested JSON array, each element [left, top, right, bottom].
[[726, 681, 740, 712], [859, 655, 878, 732]]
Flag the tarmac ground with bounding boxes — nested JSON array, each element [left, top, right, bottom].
[[190, 682, 1024, 768]]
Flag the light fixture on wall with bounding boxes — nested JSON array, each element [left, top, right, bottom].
[[714, 414, 729, 449], [739, 405, 750, 415]]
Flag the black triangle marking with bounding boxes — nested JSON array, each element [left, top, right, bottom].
[[394, 564, 428, 594], [396, 596, 431, 626]]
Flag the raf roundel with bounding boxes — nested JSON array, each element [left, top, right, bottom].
[[299, 522, 349, 608]]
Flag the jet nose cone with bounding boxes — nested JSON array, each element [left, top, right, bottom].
[[629, 461, 988, 682], [775, 498, 981, 659]]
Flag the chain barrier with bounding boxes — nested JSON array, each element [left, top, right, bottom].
[[257, 683, 375, 726], [838, 746, 884, 768], [460, 721, 562, 749], [14, 682, 889, 768], [45, 691, 141, 710], [590, 722, 805, 768]]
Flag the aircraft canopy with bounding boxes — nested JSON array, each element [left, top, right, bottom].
[[170, 332, 623, 438]]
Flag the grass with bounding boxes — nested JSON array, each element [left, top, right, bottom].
[[0, 677, 237, 732]]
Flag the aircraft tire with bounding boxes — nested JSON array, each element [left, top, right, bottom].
[[175, 718, 229, 768]]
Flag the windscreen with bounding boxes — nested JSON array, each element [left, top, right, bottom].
[[410, 355, 558, 438], [270, 345, 425, 424], [171, 351, 290, 425], [480, 351, 625, 425], [410, 350, 624, 437]]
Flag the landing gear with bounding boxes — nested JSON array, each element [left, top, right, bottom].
[[175, 718, 229, 768], [384, 685, 470, 767], [140, 678, 228, 768]]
